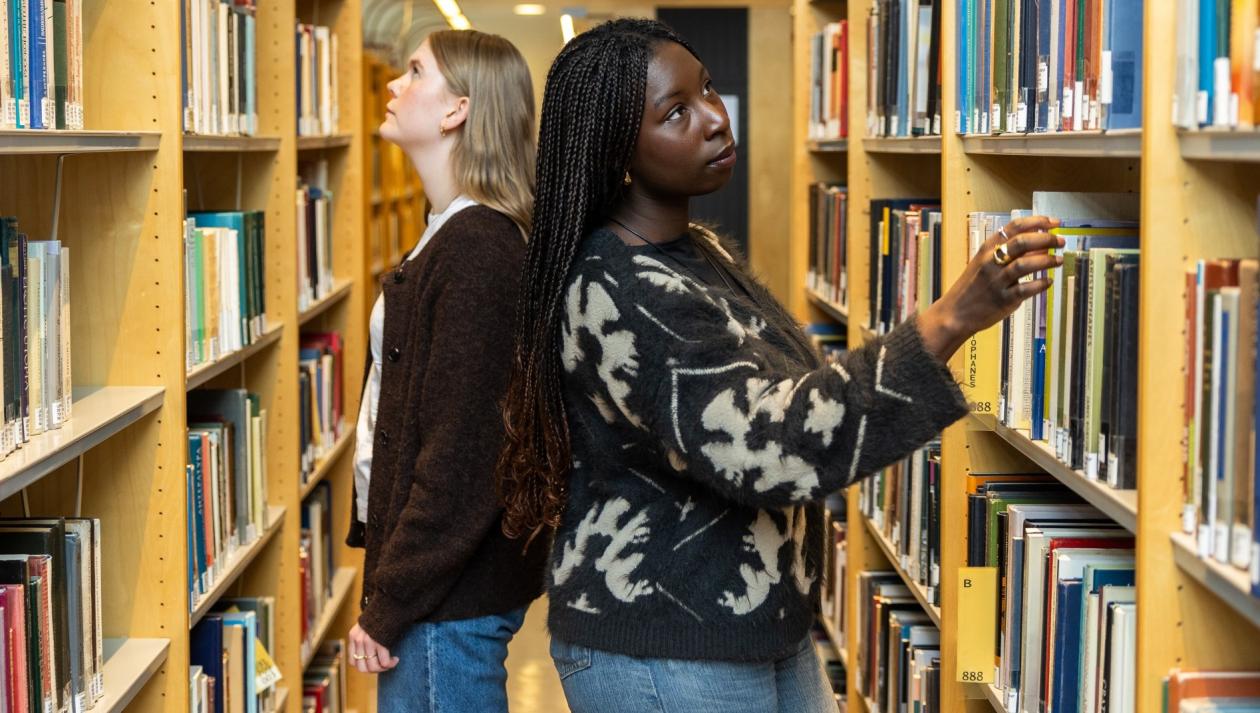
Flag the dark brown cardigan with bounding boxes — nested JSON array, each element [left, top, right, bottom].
[[348, 205, 547, 647]]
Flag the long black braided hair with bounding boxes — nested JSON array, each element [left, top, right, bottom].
[[496, 19, 699, 540]]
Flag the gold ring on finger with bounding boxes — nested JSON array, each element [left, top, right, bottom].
[[993, 243, 1013, 266], [366, 654, 379, 660], [352, 654, 366, 661]]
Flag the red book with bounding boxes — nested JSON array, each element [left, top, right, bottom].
[[0, 584, 28, 713]]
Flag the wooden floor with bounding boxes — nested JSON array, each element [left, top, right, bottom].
[[506, 598, 571, 713]]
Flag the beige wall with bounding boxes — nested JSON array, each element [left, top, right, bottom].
[[461, 1, 793, 300]]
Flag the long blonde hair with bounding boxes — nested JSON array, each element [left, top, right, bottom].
[[429, 30, 536, 235]]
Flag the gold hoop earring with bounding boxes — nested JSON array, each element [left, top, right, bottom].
[[440, 123, 447, 138], [623, 172, 632, 186]]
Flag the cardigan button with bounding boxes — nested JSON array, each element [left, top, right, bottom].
[[393, 270, 405, 284], [380, 430, 390, 447], [387, 347, 401, 363]]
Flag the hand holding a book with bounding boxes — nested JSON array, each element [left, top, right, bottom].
[[348, 623, 400, 673], [918, 215, 1063, 362]]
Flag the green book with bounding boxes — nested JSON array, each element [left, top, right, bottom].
[[52, 0, 66, 129]]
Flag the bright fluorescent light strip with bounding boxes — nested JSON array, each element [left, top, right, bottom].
[[560, 13, 576, 42], [513, 3, 546, 15], [432, 0, 472, 29]]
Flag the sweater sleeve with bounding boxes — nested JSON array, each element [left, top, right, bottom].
[[357, 233, 520, 647], [562, 254, 969, 508]]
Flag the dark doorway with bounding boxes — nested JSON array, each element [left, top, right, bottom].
[[656, 8, 750, 255]]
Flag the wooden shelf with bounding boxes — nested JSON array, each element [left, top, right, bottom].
[[806, 288, 849, 324], [808, 138, 848, 153], [190, 505, 287, 627], [962, 130, 1141, 157], [299, 280, 353, 325], [275, 687, 289, 712], [863, 514, 942, 628], [1171, 532, 1260, 630], [862, 136, 942, 154], [182, 135, 282, 152], [0, 130, 161, 154], [300, 428, 354, 500], [186, 323, 285, 391], [1179, 129, 1260, 162], [971, 414, 1138, 533], [98, 638, 170, 713], [0, 386, 165, 501], [297, 133, 353, 150], [301, 567, 357, 669]]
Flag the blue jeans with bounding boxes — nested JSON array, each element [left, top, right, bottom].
[[550, 635, 836, 713], [377, 607, 528, 713]]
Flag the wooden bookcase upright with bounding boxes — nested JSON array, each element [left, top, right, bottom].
[[788, 0, 1260, 712], [0, 0, 370, 710]]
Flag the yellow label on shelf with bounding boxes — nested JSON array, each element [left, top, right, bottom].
[[956, 567, 997, 684]]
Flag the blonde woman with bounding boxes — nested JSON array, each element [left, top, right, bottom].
[[344, 30, 545, 712]]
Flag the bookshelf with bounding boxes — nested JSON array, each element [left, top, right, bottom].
[[0, 0, 369, 710], [362, 53, 426, 307], [788, 0, 1260, 711]]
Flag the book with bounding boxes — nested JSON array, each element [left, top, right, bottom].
[[296, 21, 338, 137], [1175, 0, 1260, 128], [807, 183, 850, 309], [184, 210, 267, 371], [298, 332, 344, 482], [809, 20, 849, 140], [297, 160, 336, 312]]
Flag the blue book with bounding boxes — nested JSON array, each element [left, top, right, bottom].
[[190, 616, 226, 713], [1050, 579, 1085, 713], [218, 611, 258, 713], [1035, 0, 1053, 131], [1031, 337, 1047, 440], [1105, 0, 1143, 129], [1197, 0, 1215, 125], [244, 13, 256, 134], [188, 434, 208, 596], [186, 465, 197, 609], [27, 0, 46, 129], [960, 0, 972, 133]]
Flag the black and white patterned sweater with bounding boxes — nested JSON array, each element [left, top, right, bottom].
[[549, 227, 969, 662]]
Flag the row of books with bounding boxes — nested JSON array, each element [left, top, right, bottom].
[[1165, 670, 1260, 713], [854, 571, 941, 713], [956, 0, 1144, 135], [1181, 258, 1260, 583], [868, 199, 942, 336], [183, 210, 269, 372], [190, 596, 282, 713], [303, 640, 349, 713], [821, 495, 848, 639], [979, 192, 1141, 491], [867, 0, 943, 138], [809, 21, 849, 140], [181, 0, 259, 137], [0, 517, 102, 713], [298, 332, 345, 483], [859, 443, 943, 608], [1, 219, 71, 460], [296, 23, 339, 138], [1172, 0, 1260, 129], [299, 481, 336, 658], [964, 475, 1136, 713], [807, 183, 849, 310], [186, 388, 271, 613], [0, 0, 85, 130], [298, 163, 337, 312]]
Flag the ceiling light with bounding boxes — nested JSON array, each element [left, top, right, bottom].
[[513, 4, 546, 15], [560, 13, 576, 42], [432, 0, 472, 29]]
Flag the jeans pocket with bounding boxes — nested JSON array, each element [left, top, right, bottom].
[[550, 638, 593, 680]]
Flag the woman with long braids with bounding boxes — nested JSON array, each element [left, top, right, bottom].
[[343, 30, 548, 712], [497, 18, 1062, 711]]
